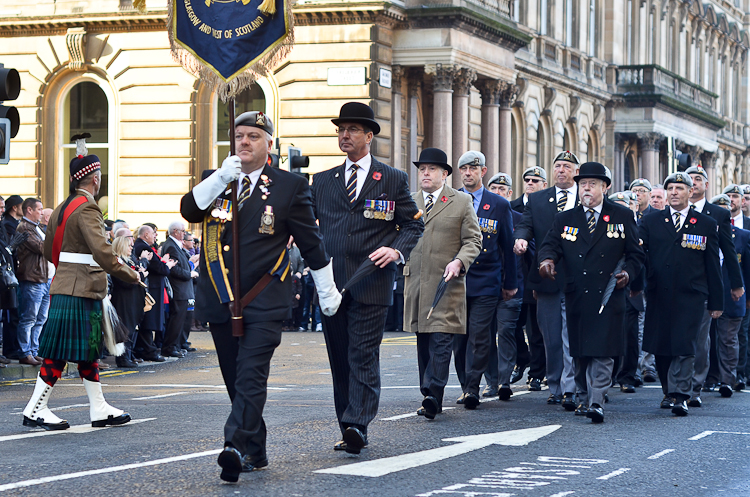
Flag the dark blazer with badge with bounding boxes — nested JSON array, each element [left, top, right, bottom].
[[181, 164, 329, 325], [514, 185, 580, 294], [639, 208, 723, 356], [310, 157, 423, 306], [694, 201, 743, 291], [723, 226, 750, 318], [510, 195, 526, 214], [461, 188, 517, 298], [538, 201, 644, 357], [162, 237, 194, 302]]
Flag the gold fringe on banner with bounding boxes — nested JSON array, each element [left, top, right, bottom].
[[167, 0, 294, 103], [133, 0, 147, 13], [258, 0, 277, 15]]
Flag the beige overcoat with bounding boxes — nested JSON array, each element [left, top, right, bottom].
[[403, 185, 482, 334]]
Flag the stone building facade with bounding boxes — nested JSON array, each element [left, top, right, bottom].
[[0, 0, 747, 227]]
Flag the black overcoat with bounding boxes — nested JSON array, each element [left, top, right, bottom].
[[538, 201, 644, 357], [134, 237, 169, 331], [639, 208, 723, 356]]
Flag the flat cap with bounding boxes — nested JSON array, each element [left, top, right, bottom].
[[457, 151, 486, 168], [685, 165, 708, 179], [235, 111, 274, 137], [629, 178, 652, 191], [664, 171, 693, 188], [488, 173, 512, 188], [522, 166, 547, 181], [710, 194, 731, 206]]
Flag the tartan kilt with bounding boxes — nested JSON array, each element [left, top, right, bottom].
[[39, 295, 103, 362]]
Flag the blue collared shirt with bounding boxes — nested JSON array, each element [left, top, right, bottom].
[[469, 186, 484, 213]]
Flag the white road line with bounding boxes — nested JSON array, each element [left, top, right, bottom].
[[131, 392, 188, 400], [688, 430, 750, 440], [596, 468, 630, 480], [49, 403, 89, 412], [549, 492, 575, 497], [0, 418, 156, 443], [647, 449, 675, 459], [381, 407, 456, 421], [381, 385, 463, 389], [0, 448, 222, 492], [108, 384, 226, 389]]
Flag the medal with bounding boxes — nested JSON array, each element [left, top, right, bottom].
[[211, 208, 220, 218], [571, 235, 577, 242], [364, 209, 373, 219], [259, 205, 275, 235], [218, 210, 228, 220]]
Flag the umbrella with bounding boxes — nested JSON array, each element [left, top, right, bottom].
[[599, 256, 626, 314], [341, 230, 399, 294], [426, 276, 451, 319]]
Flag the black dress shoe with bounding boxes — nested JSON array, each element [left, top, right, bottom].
[[734, 379, 746, 391], [547, 394, 562, 405], [510, 365, 527, 384], [115, 358, 137, 368], [528, 378, 542, 391], [422, 396, 440, 420], [334, 439, 368, 451], [416, 407, 425, 416], [660, 395, 674, 408], [456, 393, 466, 404], [633, 376, 644, 387], [687, 395, 702, 408], [574, 403, 588, 416], [183, 347, 197, 352], [620, 384, 636, 393], [561, 393, 576, 411], [165, 350, 185, 358], [586, 403, 604, 423], [719, 384, 733, 398], [218, 447, 243, 482], [464, 392, 480, 410], [343, 427, 367, 454], [702, 383, 717, 392], [145, 355, 166, 362], [642, 373, 657, 383], [241, 457, 268, 472], [498, 386, 513, 401], [0, 355, 10, 364], [672, 400, 689, 416]]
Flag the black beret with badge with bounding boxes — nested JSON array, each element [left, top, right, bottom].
[[553, 150, 580, 165], [234, 111, 274, 136]]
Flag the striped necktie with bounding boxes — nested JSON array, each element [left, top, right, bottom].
[[238, 176, 251, 210], [425, 194, 434, 217], [674, 212, 682, 232], [347, 164, 359, 203], [587, 209, 596, 234], [557, 190, 567, 212]]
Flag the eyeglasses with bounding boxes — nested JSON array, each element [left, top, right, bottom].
[[337, 126, 366, 135], [631, 188, 650, 194], [524, 178, 542, 184]]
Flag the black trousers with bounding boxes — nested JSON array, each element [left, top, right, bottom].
[[162, 299, 188, 355], [134, 329, 160, 359], [453, 295, 498, 395], [524, 302, 546, 379], [322, 295, 388, 436], [2, 308, 19, 358], [211, 320, 282, 461], [181, 309, 193, 348], [514, 304, 531, 368], [615, 296, 641, 385], [417, 331, 453, 407]]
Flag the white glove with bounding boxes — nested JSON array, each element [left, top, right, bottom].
[[192, 155, 242, 210], [310, 258, 342, 317]]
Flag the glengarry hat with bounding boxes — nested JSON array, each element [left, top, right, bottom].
[[685, 165, 708, 179], [663, 171, 693, 188], [488, 173, 512, 188], [629, 178, 652, 191], [722, 184, 742, 195], [710, 194, 731, 206], [573, 161, 611, 186], [332, 102, 381, 135], [553, 150, 580, 165], [235, 111, 274, 137], [457, 151, 486, 168], [413, 147, 452, 175], [69, 132, 101, 182], [522, 166, 547, 181]]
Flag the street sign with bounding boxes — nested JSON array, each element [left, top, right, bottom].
[[327, 67, 366, 86]]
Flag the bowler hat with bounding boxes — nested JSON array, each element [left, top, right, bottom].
[[574, 162, 611, 186], [332, 102, 381, 135], [413, 147, 452, 175]]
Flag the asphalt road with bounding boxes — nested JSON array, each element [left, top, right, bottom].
[[1, 331, 749, 497]]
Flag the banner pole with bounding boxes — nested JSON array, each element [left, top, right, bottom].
[[228, 99, 244, 337]]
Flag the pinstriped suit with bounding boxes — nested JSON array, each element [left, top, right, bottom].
[[311, 155, 423, 436]]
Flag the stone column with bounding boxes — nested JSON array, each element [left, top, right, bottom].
[[498, 83, 519, 175], [430, 64, 456, 176], [475, 79, 505, 179], [390, 66, 404, 173], [614, 134, 625, 192], [702, 151, 718, 199], [451, 68, 477, 188], [407, 68, 423, 192], [637, 132, 663, 184]]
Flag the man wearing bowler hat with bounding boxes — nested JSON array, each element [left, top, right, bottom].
[[311, 102, 423, 453], [404, 148, 481, 418], [538, 162, 644, 423]]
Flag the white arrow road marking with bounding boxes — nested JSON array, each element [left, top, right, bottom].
[[0, 418, 156, 443], [647, 449, 675, 459], [549, 492, 575, 497], [689, 430, 750, 440], [596, 468, 630, 480], [315, 425, 561, 477], [0, 448, 222, 492]]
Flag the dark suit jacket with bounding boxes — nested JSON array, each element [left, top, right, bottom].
[[311, 156, 423, 306], [510, 195, 526, 214], [640, 208, 723, 356], [162, 237, 195, 301], [134, 237, 170, 331], [636, 205, 656, 224], [514, 185, 580, 294], [692, 201, 743, 290], [181, 164, 329, 325], [723, 226, 750, 318], [462, 188, 517, 298], [538, 202, 644, 357]]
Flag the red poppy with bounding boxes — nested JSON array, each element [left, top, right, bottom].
[[373, 172, 382, 181], [483, 204, 490, 210], [603, 215, 610, 222], [689, 217, 697, 224], [441, 196, 447, 203]]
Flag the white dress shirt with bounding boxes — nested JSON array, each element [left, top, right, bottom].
[[690, 197, 706, 213], [669, 205, 691, 230], [423, 185, 444, 206], [345, 153, 372, 200], [555, 184, 577, 211], [238, 166, 265, 199]]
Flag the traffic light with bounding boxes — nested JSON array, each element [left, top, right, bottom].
[[0, 66, 20, 165], [288, 146, 309, 179]]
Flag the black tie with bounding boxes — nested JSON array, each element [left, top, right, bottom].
[[425, 194, 434, 217], [587, 209, 596, 234], [557, 190, 567, 212], [347, 164, 359, 204], [238, 176, 251, 210], [674, 212, 681, 232]]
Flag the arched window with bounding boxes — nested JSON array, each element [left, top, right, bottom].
[[60, 82, 110, 217], [624, 154, 636, 187], [215, 85, 267, 166], [587, 132, 597, 161]]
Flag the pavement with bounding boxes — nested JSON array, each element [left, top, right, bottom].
[[1, 331, 749, 496]]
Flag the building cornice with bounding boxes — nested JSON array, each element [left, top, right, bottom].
[[0, 12, 168, 37]]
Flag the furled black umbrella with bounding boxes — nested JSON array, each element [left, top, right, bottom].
[[341, 229, 400, 294], [426, 276, 451, 320], [599, 256, 626, 314]]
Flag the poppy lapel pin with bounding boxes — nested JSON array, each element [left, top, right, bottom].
[[441, 196, 447, 203], [373, 172, 382, 181], [603, 215, 610, 222], [689, 218, 697, 224], [483, 204, 490, 210]]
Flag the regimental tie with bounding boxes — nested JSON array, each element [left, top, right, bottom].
[[425, 194, 434, 217], [557, 190, 568, 212], [587, 209, 596, 234], [347, 164, 359, 204], [674, 212, 682, 232], [238, 176, 252, 210]]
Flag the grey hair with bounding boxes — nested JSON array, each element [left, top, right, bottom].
[[168, 220, 185, 234], [137, 225, 153, 238], [114, 228, 131, 238]]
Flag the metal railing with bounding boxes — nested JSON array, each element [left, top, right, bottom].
[[616, 64, 718, 114]]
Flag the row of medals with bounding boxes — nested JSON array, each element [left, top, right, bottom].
[[211, 207, 232, 222], [364, 209, 394, 220], [682, 238, 706, 250]]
